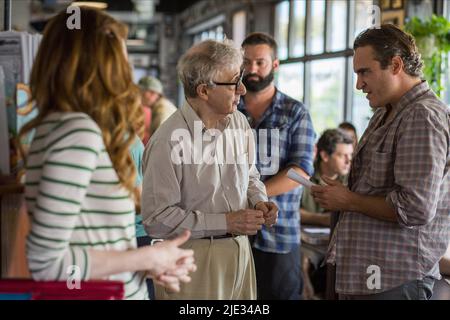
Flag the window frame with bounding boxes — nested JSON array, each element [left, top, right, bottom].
[[273, 0, 372, 134]]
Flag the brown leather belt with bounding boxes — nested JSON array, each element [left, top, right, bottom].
[[200, 233, 235, 240], [150, 233, 236, 245]]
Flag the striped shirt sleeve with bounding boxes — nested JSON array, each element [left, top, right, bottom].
[[26, 119, 103, 281]]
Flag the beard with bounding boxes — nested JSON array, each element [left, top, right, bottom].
[[243, 70, 274, 92]]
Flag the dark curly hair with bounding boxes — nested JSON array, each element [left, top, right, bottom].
[[354, 24, 423, 77]]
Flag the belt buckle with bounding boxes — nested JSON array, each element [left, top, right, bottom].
[[150, 239, 164, 246]]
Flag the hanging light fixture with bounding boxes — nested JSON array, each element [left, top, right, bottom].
[[70, 1, 108, 10]]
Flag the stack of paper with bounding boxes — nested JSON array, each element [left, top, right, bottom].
[[287, 168, 317, 188], [301, 226, 330, 246], [303, 227, 330, 235]]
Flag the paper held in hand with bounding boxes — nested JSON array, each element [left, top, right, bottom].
[[286, 168, 317, 188]]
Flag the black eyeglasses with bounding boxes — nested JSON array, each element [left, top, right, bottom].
[[212, 70, 244, 91]]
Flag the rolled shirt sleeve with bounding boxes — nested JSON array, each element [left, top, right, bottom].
[[285, 108, 316, 177], [388, 106, 448, 228]]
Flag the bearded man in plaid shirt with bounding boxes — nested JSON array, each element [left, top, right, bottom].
[[312, 24, 450, 300], [238, 33, 316, 300]]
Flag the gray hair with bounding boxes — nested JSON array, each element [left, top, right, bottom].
[[177, 39, 243, 98]]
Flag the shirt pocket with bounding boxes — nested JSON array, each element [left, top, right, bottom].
[[367, 151, 395, 188], [265, 121, 289, 142]]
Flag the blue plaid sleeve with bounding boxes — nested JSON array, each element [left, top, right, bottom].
[[286, 105, 316, 176]]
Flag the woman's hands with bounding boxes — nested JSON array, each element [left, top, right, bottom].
[[142, 230, 197, 292]]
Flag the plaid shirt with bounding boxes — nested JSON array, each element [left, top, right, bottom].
[[238, 89, 316, 253], [328, 81, 450, 295]]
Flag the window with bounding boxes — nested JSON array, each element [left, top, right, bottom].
[[274, 1, 290, 60], [309, 0, 325, 55], [351, 58, 372, 137], [309, 58, 345, 135], [275, 0, 374, 138], [277, 62, 304, 102], [329, 0, 348, 52], [354, 0, 375, 39], [290, 0, 306, 57], [232, 10, 247, 47]]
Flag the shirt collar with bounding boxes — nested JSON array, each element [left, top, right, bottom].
[[386, 80, 430, 121], [271, 88, 284, 110], [180, 99, 231, 136], [238, 87, 283, 126]]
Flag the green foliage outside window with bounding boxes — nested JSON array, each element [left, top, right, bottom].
[[405, 15, 450, 97]]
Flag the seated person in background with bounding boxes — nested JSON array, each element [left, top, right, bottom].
[[338, 122, 358, 152], [301, 129, 354, 227], [20, 7, 196, 299], [138, 76, 177, 143], [300, 129, 353, 299]]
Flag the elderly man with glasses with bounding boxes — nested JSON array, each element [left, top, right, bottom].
[[141, 39, 278, 300]]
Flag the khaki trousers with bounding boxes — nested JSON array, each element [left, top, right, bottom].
[[155, 235, 257, 300]]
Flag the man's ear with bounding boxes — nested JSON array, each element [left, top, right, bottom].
[[196, 84, 209, 101], [272, 58, 280, 72], [320, 150, 329, 163], [391, 56, 403, 75]]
